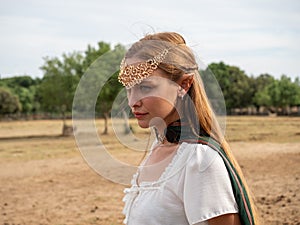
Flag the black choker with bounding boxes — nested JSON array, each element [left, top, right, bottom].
[[157, 119, 210, 144]]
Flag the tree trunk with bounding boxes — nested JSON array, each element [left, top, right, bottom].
[[102, 112, 109, 135], [61, 107, 73, 136], [62, 123, 74, 136], [284, 106, 291, 115], [122, 111, 132, 134]]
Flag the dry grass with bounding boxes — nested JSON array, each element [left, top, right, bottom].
[[225, 116, 300, 143], [0, 116, 299, 163], [0, 116, 299, 225]]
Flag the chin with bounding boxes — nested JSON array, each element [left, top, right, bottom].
[[137, 120, 150, 129]]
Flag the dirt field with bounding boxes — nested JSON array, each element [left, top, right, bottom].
[[0, 117, 299, 225]]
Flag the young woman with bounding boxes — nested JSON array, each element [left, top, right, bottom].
[[118, 32, 259, 225]]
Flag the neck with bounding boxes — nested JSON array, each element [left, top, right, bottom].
[[154, 117, 181, 144], [156, 106, 181, 134]]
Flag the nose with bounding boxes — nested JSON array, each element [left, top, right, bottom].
[[127, 89, 142, 108]]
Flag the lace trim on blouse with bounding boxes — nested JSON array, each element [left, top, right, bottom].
[[122, 142, 196, 224]]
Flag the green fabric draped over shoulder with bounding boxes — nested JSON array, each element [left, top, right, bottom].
[[164, 121, 255, 225]]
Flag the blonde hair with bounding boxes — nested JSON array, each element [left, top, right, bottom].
[[125, 32, 260, 224]]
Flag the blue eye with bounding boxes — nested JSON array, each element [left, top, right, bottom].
[[139, 85, 152, 92]]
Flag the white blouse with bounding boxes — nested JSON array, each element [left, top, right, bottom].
[[122, 142, 238, 225]]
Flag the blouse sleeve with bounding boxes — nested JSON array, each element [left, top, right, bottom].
[[183, 144, 238, 224]]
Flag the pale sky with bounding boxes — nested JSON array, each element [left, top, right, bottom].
[[0, 0, 299, 79]]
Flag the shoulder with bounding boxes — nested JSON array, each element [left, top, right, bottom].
[[181, 143, 238, 224], [182, 142, 221, 172], [160, 142, 225, 182]]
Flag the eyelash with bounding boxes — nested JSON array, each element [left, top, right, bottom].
[[139, 85, 152, 92], [126, 84, 154, 96]]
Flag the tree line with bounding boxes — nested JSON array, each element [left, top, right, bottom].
[[1, 41, 300, 120]]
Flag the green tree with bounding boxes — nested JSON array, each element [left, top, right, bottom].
[[14, 87, 35, 113], [40, 42, 126, 134], [39, 52, 83, 125], [294, 77, 300, 106], [279, 75, 300, 106], [263, 75, 300, 114], [208, 62, 252, 113], [252, 74, 275, 110], [276, 75, 300, 114], [0, 76, 41, 114], [253, 87, 272, 108], [82, 42, 112, 73], [78, 42, 126, 134], [0, 87, 22, 115], [0, 75, 38, 88]]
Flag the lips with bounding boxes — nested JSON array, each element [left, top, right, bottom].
[[133, 112, 148, 119]]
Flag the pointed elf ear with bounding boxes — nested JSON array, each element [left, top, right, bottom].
[[177, 73, 194, 92]]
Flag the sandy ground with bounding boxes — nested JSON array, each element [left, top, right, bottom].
[[0, 140, 299, 225]]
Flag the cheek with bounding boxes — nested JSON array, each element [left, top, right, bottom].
[[143, 97, 176, 116]]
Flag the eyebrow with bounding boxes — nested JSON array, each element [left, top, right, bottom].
[[139, 79, 155, 85]]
